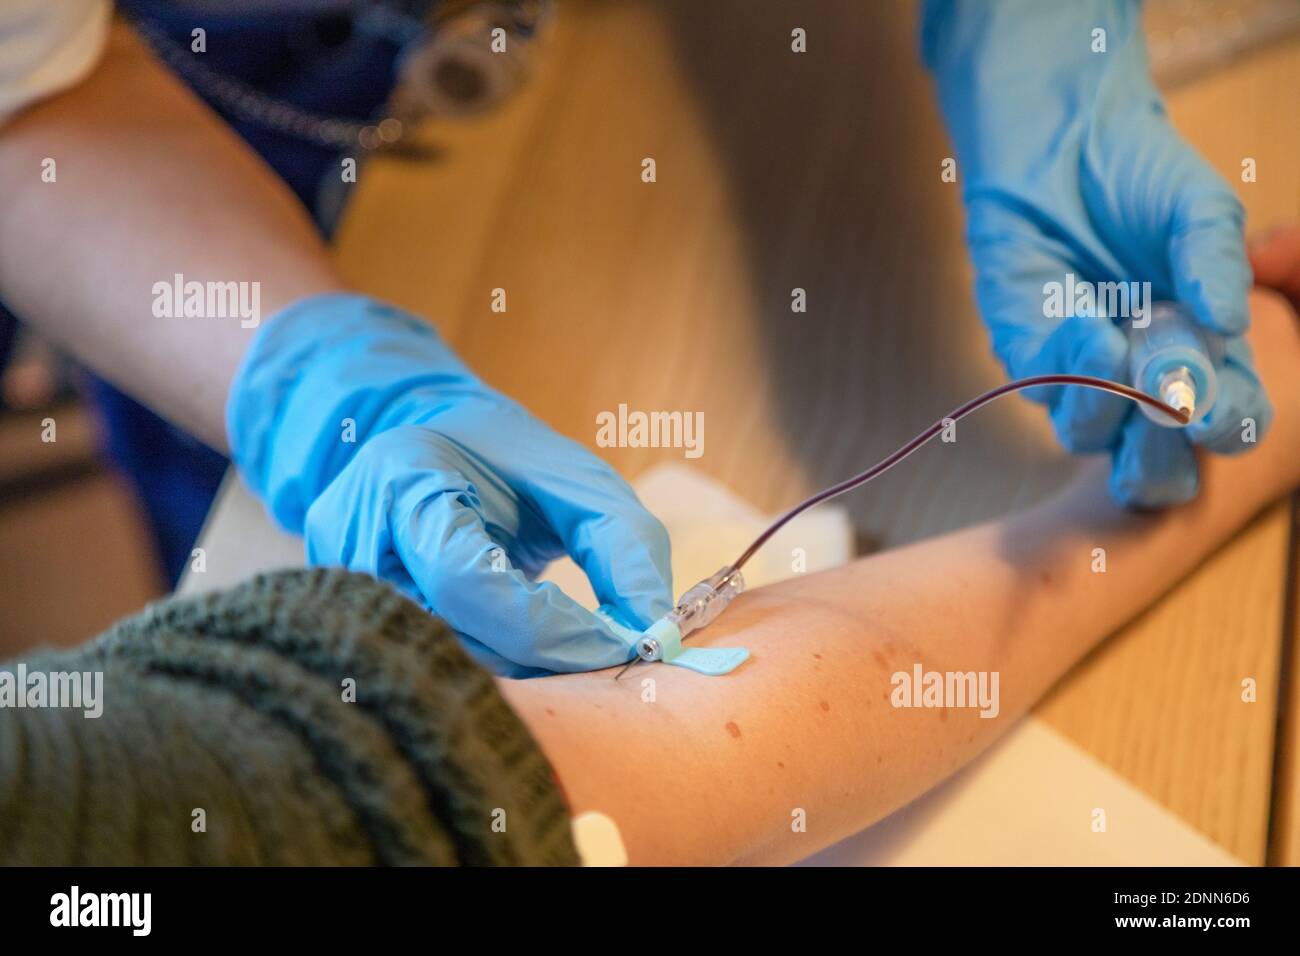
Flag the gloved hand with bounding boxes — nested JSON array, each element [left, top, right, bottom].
[[922, 0, 1271, 507], [227, 293, 672, 675]]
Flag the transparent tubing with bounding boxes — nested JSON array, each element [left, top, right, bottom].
[[1128, 301, 1221, 428], [616, 373, 1189, 679], [729, 373, 1188, 573], [635, 566, 745, 663]]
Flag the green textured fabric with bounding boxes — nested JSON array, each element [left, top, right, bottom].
[[0, 568, 580, 866]]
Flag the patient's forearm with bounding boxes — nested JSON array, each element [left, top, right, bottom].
[[501, 291, 1300, 866]]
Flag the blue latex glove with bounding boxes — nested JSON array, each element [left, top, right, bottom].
[[226, 294, 672, 676], [922, 0, 1271, 507]]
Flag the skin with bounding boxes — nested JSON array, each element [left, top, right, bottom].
[[499, 287, 1300, 866], [1252, 229, 1300, 306], [0, 19, 344, 450]]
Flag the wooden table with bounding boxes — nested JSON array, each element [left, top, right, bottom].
[[325, 0, 1300, 864]]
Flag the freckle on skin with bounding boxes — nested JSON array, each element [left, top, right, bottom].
[[938, 708, 947, 722], [819, 700, 830, 712], [876, 755, 883, 765], [812, 653, 823, 660], [870, 649, 888, 669], [777, 761, 785, 769], [725, 721, 742, 739], [545, 708, 556, 717]]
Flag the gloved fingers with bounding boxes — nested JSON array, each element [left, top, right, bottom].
[[1108, 413, 1200, 509], [392, 487, 639, 673], [1019, 313, 1132, 454], [1168, 187, 1251, 338], [303, 427, 637, 672], [1082, 107, 1248, 335], [520, 450, 675, 630], [1183, 336, 1273, 455], [418, 397, 674, 627], [965, 198, 1133, 452], [301, 435, 480, 604], [964, 195, 1086, 381]]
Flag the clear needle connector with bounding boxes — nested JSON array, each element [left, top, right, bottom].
[[1128, 301, 1221, 428], [635, 566, 745, 662]]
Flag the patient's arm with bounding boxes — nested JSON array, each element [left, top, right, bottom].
[[500, 288, 1300, 866]]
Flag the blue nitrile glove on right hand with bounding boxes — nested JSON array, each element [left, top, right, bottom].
[[922, 0, 1272, 507], [226, 293, 673, 676]]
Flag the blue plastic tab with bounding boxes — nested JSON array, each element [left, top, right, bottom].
[[672, 646, 750, 676], [642, 618, 748, 676]]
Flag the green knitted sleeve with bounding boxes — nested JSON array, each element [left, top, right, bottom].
[[0, 568, 580, 866]]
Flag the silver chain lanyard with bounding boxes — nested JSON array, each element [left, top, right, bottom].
[[130, 14, 417, 154], [131, 2, 551, 156]]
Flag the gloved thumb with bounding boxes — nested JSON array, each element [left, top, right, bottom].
[[528, 464, 675, 632]]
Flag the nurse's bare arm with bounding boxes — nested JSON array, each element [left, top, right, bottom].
[[0, 17, 344, 450], [501, 288, 1300, 866]]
